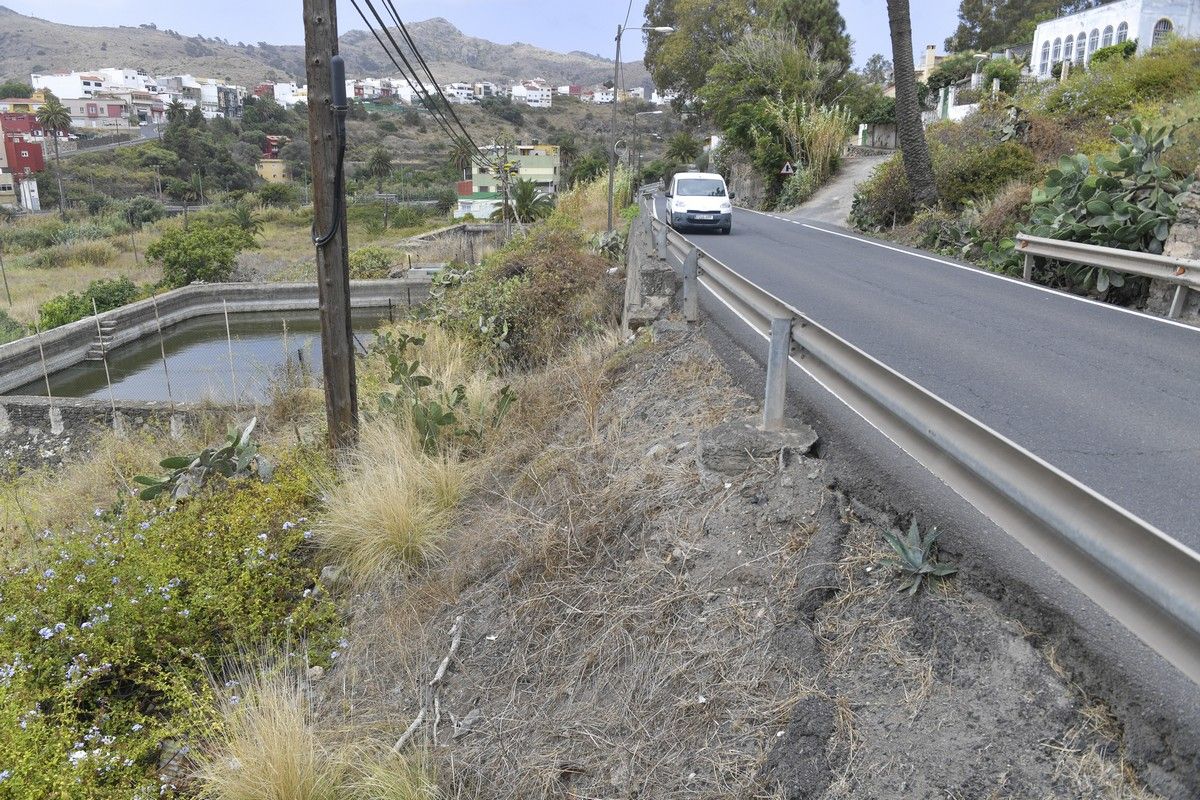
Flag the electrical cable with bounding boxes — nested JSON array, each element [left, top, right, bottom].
[[348, 0, 474, 157]]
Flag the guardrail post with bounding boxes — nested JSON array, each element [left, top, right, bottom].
[[1023, 252, 1034, 281], [682, 247, 699, 323], [762, 316, 793, 432], [1168, 285, 1188, 319], [655, 224, 668, 261]]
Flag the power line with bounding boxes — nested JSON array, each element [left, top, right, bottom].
[[379, 0, 490, 162], [347, 0, 481, 164]]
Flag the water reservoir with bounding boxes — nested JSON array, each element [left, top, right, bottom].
[[6, 309, 390, 403]]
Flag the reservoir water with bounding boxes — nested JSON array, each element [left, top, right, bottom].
[[7, 309, 390, 403]]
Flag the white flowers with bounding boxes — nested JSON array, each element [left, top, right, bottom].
[[43, 569, 56, 580], [38, 626, 55, 640]]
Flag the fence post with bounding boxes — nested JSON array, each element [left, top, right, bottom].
[[1023, 252, 1035, 281], [655, 224, 668, 261], [682, 247, 699, 323], [1168, 285, 1189, 319], [762, 317, 793, 432]]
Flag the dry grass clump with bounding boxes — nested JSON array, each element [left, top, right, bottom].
[[977, 180, 1033, 238], [196, 670, 342, 800], [318, 421, 472, 579], [196, 668, 439, 800], [552, 168, 633, 233]]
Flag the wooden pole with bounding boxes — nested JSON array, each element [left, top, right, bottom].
[[305, 0, 358, 449]]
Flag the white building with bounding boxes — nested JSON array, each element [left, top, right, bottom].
[[30, 72, 107, 99], [473, 81, 500, 100], [1032, 0, 1200, 78], [627, 87, 646, 101], [511, 81, 552, 108], [650, 89, 678, 106], [586, 87, 615, 104], [442, 82, 476, 104]]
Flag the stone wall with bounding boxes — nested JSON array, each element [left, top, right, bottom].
[[0, 397, 202, 471], [1146, 169, 1200, 323], [622, 208, 678, 335]]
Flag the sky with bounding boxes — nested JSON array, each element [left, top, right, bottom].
[[5, 0, 964, 68]]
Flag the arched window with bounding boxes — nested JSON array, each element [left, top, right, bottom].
[[1064, 35, 1074, 62], [1076, 32, 1087, 63], [1052, 37, 1062, 63], [1040, 40, 1051, 75], [1088, 28, 1100, 57], [1102, 26, 1114, 48], [1116, 22, 1129, 43], [1153, 18, 1174, 47]]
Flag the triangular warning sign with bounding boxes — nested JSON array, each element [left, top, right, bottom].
[[780, 161, 795, 176]]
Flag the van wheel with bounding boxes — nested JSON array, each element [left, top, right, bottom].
[[721, 226, 731, 235]]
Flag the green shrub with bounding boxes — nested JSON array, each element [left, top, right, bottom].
[[433, 221, 618, 365], [931, 138, 1036, 209], [1090, 39, 1137, 65], [120, 196, 166, 227], [29, 240, 118, 269], [0, 458, 339, 799], [1038, 38, 1200, 117], [851, 153, 912, 230], [258, 182, 298, 208], [0, 309, 24, 344], [349, 245, 401, 279], [146, 223, 256, 288], [777, 168, 818, 209], [982, 58, 1022, 96], [37, 276, 141, 330]]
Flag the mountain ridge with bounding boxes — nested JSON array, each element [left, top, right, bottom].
[[0, 7, 651, 91]]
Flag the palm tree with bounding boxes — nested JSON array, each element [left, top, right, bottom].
[[665, 132, 702, 165], [886, 0, 938, 208], [491, 179, 554, 224], [366, 147, 393, 194], [448, 140, 473, 181], [36, 93, 72, 220]]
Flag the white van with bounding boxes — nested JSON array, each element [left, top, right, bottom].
[[666, 171, 733, 234]]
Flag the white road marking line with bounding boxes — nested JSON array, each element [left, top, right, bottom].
[[734, 207, 1200, 334]]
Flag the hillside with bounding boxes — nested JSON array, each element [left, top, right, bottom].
[[0, 6, 650, 90]]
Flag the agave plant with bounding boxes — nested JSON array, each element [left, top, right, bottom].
[[881, 520, 958, 596], [134, 418, 269, 501]]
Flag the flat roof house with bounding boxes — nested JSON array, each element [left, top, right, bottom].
[[1032, 0, 1200, 78]]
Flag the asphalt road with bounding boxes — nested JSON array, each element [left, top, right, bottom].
[[651, 197, 1200, 791], [655, 197, 1200, 550]]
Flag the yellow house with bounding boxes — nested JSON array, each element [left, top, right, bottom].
[[256, 159, 289, 184]]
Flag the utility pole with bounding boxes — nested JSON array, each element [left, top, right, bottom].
[[606, 23, 622, 233], [305, 0, 358, 450]]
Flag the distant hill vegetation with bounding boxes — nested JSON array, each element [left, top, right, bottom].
[[0, 7, 650, 89]]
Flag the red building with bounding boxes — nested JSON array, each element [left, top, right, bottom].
[[262, 135, 287, 159], [0, 113, 45, 177]]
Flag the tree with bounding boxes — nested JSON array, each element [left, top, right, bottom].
[[366, 147, 393, 193], [448, 139, 473, 181], [0, 80, 33, 98], [643, 0, 757, 102], [767, 0, 853, 72], [491, 179, 554, 223], [35, 93, 72, 220], [945, 0, 1100, 53], [887, 0, 938, 208], [146, 223, 256, 288], [861, 53, 894, 85], [666, 132, 703, 164]]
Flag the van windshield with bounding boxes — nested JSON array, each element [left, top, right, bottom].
[[675, 178, 726, 197]]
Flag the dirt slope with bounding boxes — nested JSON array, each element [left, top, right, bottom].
[[325, 326, 1165, 799]]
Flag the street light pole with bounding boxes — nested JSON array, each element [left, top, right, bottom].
[[606, 25, 674, 232]]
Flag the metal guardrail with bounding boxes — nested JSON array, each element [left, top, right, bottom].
[[643, 200, 1200, 684], [637, 180, 664, 198], [1017, 233, 1199, 318]]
